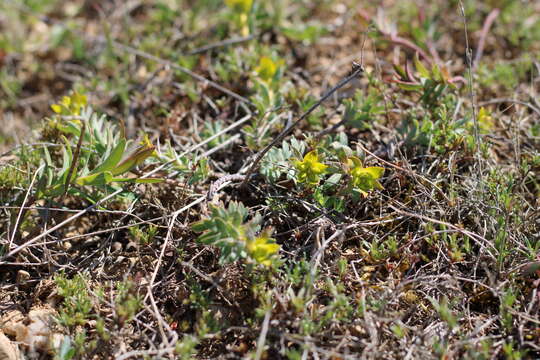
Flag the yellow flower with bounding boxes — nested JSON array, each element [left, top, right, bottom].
[[294, 150, 328, 186], [140, 134, 158, 157], [51, 91, 87, 116], [255, 56, 277, 82], [225, 0, 253, 13], [347, 156, 384, 196], [246, 229, 279, 267]]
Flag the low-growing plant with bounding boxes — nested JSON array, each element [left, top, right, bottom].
[[129, 224, 158, 245], [260, 134, 386, 212], [342, 85, 386, 131], [37, 92, 160, 200], [192, 201, 280, 267], [153, 140, 209, 185], [114, 280, 141, 326], [175, 335, 200, 360], [55, 272, 93, 328], [260, 137, 306, 183], [244, 54, 292, 149]]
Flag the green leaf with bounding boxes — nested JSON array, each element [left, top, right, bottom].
[[112, 144, 155, 176], [90, 138, 126, 175], [393, 63, 407, 79], [414, 53, 431, 79], [59, 145, 72, 184], [396, 82, 423, 92], [134, 178, 163, 184], [76, 171, 113, 186], [362, 166, 385, 179]]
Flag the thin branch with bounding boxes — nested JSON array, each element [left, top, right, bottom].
[[62, 118, 86, 197], [9, 164, 43, 248], [187, 35, 256, 55], [479, 98, 540, 118]]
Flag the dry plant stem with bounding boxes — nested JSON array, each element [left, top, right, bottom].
[[145, 209, 181, 313], [459, 1, 482, 175], [356, 9, 433, 64], [254, 309, 272, 360], [116, 347, 177, 360], [207, 173, 246, 200], [0, 177, 203, 263], [149, 114, 252, 179], [240, 65, 364, 188], [479, 98, 540, 118], [388, 204, 496, 259], [356, 142, 451, 204], [0, 188, 121, 263], [187, 34, 256, 55], [8, 164, 43, 249], [63, 118, 86, 198]]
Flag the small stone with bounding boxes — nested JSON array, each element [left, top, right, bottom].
[[113, 242, 123, 252], [16, 270, 30, 284]]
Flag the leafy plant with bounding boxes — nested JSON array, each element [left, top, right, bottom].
[[153, 140, 209, 185], [260, 138, 306, 183], [55, 272, 93, 328], [392, 55, 458, 108], [36, 93, 160, 199], [192, 201, 280, 267], [244, 54, 291, 149], [342, 87, 385, 131]]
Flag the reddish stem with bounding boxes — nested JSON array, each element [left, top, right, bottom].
[[474, 8, 500, 69]]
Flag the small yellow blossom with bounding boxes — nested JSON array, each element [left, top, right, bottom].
[[294, 150, 328, 186], [225, 0, 253, 14], [246, 229, 280, 267], [347, 156, 384, 196], [477, 107, 493, 133], [256, 56, 278, 82], [51, 91, 87, 116]]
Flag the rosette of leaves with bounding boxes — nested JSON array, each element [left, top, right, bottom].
[[192, 201, 280, 267]]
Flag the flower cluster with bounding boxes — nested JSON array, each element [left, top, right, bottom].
[[51, 91, 87, 116]]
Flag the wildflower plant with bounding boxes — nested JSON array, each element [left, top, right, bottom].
[[260, 135, 386, 208], [245, 54, 290, 149], [192, 201, 280, 267], [36, 92, 160, 200]]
